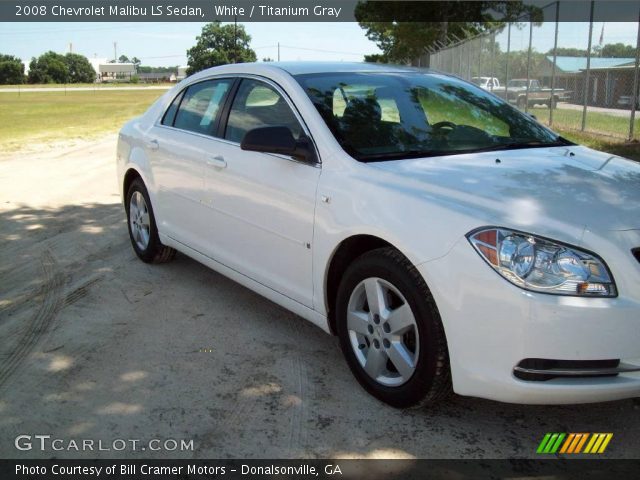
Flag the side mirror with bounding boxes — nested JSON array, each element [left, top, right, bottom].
[[240, 126, 316, 163]]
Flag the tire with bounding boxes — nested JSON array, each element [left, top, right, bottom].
[[517, 97, 527, 109], [125, 177, 176, 264], [336, 247, 451, 408], [549, 97, 558, 109]]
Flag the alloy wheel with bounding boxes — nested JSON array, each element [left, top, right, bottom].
[[346, 277, 420, 387]]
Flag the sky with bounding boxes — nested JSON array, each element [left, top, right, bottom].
[[0, 22, 383, 66], [0, 21, 638, 67]]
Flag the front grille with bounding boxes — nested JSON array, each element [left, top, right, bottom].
[[514, 358, 621, 381], [633, 248, 640, 264]]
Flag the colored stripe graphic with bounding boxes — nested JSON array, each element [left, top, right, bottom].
[[584, 433, 614, 454], [538, 433, 612, 454], [559, 433, 588, 454], [537, 433, 565, 454]]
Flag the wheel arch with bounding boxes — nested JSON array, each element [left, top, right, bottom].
[[123, 167, 143, 204], [325, 234, 408, 335]]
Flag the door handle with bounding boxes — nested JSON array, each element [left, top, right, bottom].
[[147, 139, 159, 151], [207, 156, 227, 169]]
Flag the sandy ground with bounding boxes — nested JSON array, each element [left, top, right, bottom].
[[0, 135, 638, 460]]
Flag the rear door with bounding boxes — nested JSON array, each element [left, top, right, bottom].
[[202, 77, 321, 307], [149, 78, 235, 252]]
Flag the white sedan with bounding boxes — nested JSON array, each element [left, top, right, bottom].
[[117, 62, 640, 407]]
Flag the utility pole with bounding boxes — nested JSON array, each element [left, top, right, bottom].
[[113, 42, 117, 62], [277, 42, 280, 61], [69, 42, 73, 54], [233, 16, 237, 63]]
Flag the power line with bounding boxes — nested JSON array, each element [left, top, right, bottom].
[[0, 23, 148, 35], [254, 44, 368, 56]]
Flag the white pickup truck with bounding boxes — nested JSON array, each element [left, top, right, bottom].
[[471, 76, 500, 91]]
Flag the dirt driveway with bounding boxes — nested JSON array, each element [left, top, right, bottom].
[[0, 135, 638, 459]]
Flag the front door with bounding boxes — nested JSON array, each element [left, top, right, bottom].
[[202, 78, 320, 307]]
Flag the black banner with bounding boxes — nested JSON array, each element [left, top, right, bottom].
[[1, 0, 640, 23], [2, 459, 640, 480]]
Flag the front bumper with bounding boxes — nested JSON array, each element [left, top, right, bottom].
[[417, 237, 640, 404]]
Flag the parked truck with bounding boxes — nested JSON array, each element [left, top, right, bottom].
[[493, 79, 569, 109]]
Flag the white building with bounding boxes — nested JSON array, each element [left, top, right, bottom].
[[87, 57, 136, 82]]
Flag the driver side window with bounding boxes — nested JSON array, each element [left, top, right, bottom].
[[224, 79, 303, 144]]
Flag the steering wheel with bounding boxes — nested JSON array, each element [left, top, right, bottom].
[[431, 121, 457, 131]]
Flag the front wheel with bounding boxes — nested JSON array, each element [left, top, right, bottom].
[[336, 248, 451, 408], [126, 178, 176, 263]]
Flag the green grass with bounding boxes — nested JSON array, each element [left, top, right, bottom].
[[554, 128, 640, 161], [530, 105, 640, 140], [0, 89, 165, 152], [1, 83, 173, 89], [1, 88, 638, 162]]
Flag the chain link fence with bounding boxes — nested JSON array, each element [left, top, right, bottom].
[[424, 1, 640, 141]]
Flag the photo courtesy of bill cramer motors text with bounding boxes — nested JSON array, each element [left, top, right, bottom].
[[14, 463, 342, 476]]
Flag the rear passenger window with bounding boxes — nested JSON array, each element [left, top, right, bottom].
[[225, 79, 303, 144], [161, 90, 183, 126], [173, 79, 232, 136]]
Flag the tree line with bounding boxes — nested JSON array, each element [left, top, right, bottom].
[[0, 51, 98, 84]]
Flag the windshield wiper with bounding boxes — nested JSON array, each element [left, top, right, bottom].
[[466, 138, 573, 153], [357, 149, 448, 162]]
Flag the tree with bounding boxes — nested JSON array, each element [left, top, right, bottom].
[[186, 21, 257, 75], [65, 53, 96, 83], [546, 47, 588, 57], [600, 43, 636, 58], [27, 51, 98, 84], [118, 54, 130, 63], [131, 57, 142, 71], [0, 54, 24, 84], [28, 51, 68, 83], [364, 53, 389, 63], [354, 1, 542, 63]]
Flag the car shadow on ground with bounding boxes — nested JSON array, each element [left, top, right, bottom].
[[0, 202, 638, 460]]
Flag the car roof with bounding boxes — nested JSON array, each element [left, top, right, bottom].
[[268, 61, 430, 75]]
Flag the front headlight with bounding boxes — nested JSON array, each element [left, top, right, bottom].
[[467, 227, 616, 297]]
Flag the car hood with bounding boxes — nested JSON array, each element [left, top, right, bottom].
[[369, 145, 640, 240]]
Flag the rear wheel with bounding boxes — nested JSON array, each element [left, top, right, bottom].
[[517, 96, 527, 109], [126, 178, 176, 263], [336, 248, 451, 408]]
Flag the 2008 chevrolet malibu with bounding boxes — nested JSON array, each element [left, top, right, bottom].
[[117, 62, 640, 407]]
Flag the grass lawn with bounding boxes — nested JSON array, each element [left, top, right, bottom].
[[530, 105, 640, 140], [1, 88, 638, 162], [554, 128, 640, 161], [0, 89, 166, 152], [1, 83, 174, 89]]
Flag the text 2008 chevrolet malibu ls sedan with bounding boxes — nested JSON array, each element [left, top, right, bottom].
[[117, 62, 640, 407]]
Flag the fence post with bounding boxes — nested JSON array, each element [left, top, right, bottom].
[[628, 4, 640, 140], [467, 40, 472, 80], [549, 1, 560, 126], [524, 16, 533, 113], [581, 0, 594, 131], [490, 30, 496, 86], [505, 23, 511, 92], [477, 36, 482, 80]]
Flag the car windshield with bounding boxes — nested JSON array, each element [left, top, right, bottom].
[[295, 72, 566, 162], [508, 80, 528, 88]]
